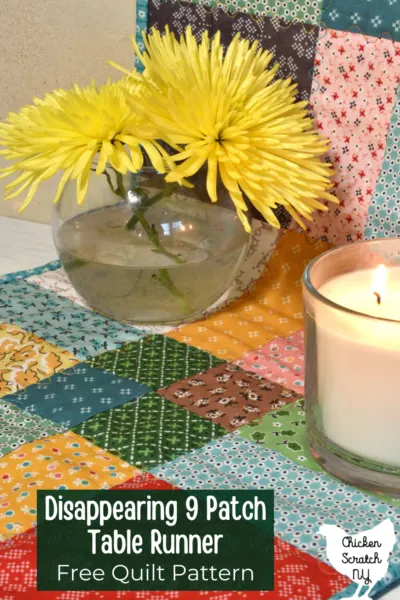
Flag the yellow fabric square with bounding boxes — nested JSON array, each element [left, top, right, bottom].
[[0, 322, 78, 398], [168, 231, 330, 359], [0, 432, 139, 540]]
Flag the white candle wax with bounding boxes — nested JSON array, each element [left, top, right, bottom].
[[316, 266, 400, 466]]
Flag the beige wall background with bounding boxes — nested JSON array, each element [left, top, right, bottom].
[[0, 0, 136, 223]]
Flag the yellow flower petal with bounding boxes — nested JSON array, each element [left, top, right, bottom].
[[122, 27, 335, 229], [206, 149, 218, 203], [53, 166, 74, 204]]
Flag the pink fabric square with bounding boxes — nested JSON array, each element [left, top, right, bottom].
[[307, 29, 400, 245], [234, 329, 305, 394]]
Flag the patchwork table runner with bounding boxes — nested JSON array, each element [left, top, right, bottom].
[[1, 225, 400, 599], [0, 0, 399, 597]]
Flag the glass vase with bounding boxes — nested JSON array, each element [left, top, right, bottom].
[[52, 167, 251, 325]]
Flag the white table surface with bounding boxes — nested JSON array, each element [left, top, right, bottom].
[[0, 215, 398, 599], [0, 216, 57, 274]]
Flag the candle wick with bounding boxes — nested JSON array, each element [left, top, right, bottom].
[[373, 291, 381, 305]]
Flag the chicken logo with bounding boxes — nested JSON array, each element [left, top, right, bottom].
[[318, 519, 396, 599]]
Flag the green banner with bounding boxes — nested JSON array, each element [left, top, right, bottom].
[[37, 490, 274, 591]]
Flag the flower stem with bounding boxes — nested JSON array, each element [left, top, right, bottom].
[[115, 172, 183, 264], [104, 169, 192, 314], [131, 204, 185, 264], [152, 269, 192, 314], [125, 183, 178, 230]]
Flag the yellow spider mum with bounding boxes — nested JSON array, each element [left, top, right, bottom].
[[0, 78, 165, 210], [124, 27, 337, 232]]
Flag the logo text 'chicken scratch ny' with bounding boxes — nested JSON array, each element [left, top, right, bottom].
[[318, 519, 396, 599]]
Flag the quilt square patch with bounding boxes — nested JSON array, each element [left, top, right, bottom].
[[238, 398, 315, 468], [72, 391, 227, 470], [86, 334, 225, 390], [239, 399, 400, 509], [0, 432, 137, 541], [111, 471, 178, 490], [365, 87, 400, 240], [235, 330, 305, 394], [322, 0, 400, 42], [160, 363, 301, 431], [307, 29, 400, 245], [2, 364, 150, 429], [0, 400, 62, 458], [0, 322, 78, 398], [193, 0, 323, 25], [0, 280, 145, 360], [27, 267, 89, 308]]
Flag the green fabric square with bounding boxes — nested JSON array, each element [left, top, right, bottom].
[[86, 335, 225, 390], [72, 391, 227, 470], [238, 399, 318, 471], [238, 399, 400, 507]]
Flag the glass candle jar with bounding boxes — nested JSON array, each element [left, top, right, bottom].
[[303, 238, 400, 496]]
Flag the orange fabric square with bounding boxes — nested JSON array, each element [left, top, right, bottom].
[[168, 231, 330, 359], [0, 432, 139, 541], [0, 322, 78, 398]]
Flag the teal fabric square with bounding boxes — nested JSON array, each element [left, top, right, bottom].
[[0, 280, 145, 359], [3, 364, 150, 429], [0, 259, 61, 284], [365, 88, 400, 239], [0, 400, 62, 458], [135, 0, 148, 71], [322, 0, 400, 42]]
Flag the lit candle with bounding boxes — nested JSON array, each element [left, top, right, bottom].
[[315, 263, 400, 466]]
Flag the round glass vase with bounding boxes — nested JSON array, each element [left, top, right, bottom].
[[303, 238, 400, 497], [52, 167, 251, 325]]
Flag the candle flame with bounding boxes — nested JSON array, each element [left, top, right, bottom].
[[371, 264, 387, 305]]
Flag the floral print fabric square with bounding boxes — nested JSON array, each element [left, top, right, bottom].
[[0, 280, 145, 360], [0, 322, 78, 398], [307, 29, 400, 245], [86, 334, 225, 390], [235, 330, 305, 393], [0, 432, 137, 540], [160, 363, 301, 431], [72, 391, 227, 470], [2, 364, 150, 429]]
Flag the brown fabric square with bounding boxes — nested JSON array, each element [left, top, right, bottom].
[[159, 364, 301, 431]]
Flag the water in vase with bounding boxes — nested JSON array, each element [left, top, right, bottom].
[[56, 197, 249, 324]]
